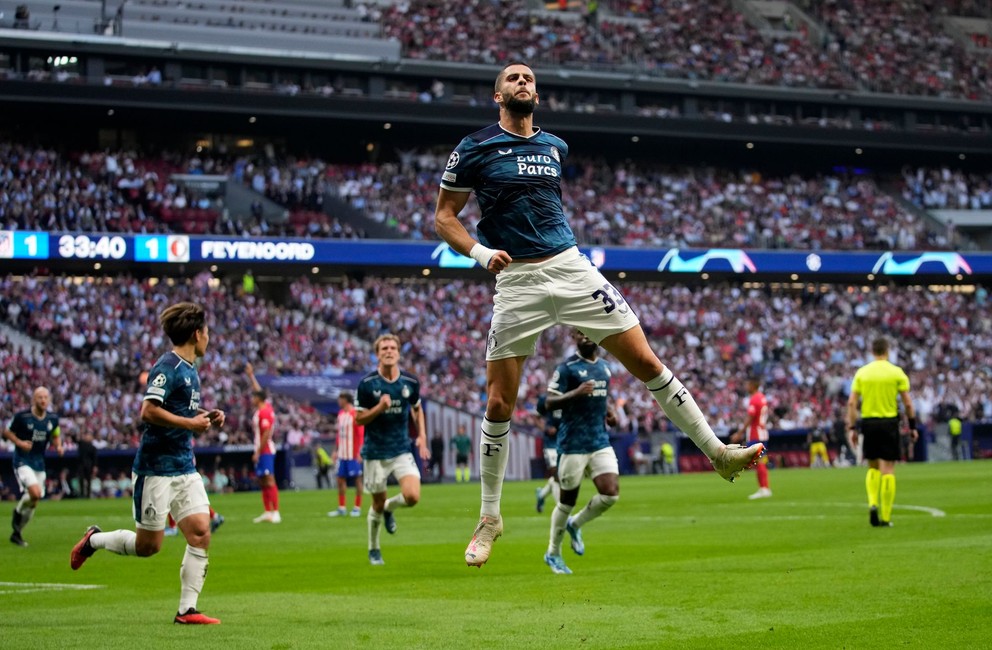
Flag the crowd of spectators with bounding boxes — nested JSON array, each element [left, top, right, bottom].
[[372, 0, 992, 100], [807, 0, 992, 100], [288, 274, 992, 439], [0, 272, 344, 452], [2, 272, 990, 457], [327, 150, 950, 250], [6, 1, 990, 100], [902, 166, 992, 210], [379, 0, 855, 90], [0, 143, 363, 239], [1, 141, 968, 251]]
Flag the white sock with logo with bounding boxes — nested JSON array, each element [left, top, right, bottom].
[[178, 545, 208, 613], [479, 417, 511, 518], [646, 369, 723, 459]]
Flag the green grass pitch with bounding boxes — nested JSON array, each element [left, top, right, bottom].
[[1, 461, 989, 649]]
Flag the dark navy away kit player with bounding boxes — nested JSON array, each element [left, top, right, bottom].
[[434, 62, 765, 567]]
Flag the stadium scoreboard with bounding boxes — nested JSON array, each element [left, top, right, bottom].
[[2, 230, 991, 278]]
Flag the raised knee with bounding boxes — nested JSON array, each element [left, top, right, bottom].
[[404, 494, 419, 508]]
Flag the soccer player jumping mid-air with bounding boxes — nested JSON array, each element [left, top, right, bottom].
[[434, 62, 765, 567]]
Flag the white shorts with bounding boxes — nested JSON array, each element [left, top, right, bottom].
[[543, 447, 559, 469], [558, 447, 620, 491], [487, 247, 641, 360], [363, 453, 420, 495], [132, 472, 210, 531], [14, 465, 45, 497]]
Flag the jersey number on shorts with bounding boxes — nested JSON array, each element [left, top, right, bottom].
[[591, 284, 628, 315]]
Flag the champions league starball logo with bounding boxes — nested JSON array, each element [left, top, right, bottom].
[[445, 152, 460, 169], [657, 249, 757, 273], [871, 252, 973, 276]]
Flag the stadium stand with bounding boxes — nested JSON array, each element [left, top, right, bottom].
[[0, 273, 342, 451], [4, 272, 988, 459], [6, 0, 990, 99]]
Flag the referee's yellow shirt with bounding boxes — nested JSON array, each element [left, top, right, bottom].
[[852, 360, 910, 418]]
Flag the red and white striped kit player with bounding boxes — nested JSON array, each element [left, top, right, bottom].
[[336, 404, 364, 462]]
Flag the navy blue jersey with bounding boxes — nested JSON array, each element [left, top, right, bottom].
[[8, 410, 60, 472], [356, 369, 421, 460], [547, 354, 612, 454], [535, 394, 561, 452], [440, 123, 576, 258], [133, 351, 201, 477]]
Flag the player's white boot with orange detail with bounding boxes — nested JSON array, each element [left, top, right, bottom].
[[711, 443, 765, 483], [465, 515, 503, 567]]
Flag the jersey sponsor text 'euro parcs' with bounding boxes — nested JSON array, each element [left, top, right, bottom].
[[8, 410, 60, 471], [356, 370, 421, 460], [440, 124, 576, 259], [547, 354, 612, 455]]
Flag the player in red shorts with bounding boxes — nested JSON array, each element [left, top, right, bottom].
[[247, 363, 281, 524], [732, 377, 772, 499]]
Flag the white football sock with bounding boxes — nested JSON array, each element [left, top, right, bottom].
[[538, 477, 559, 502], [479, 417, 510, 518], [646, 369, 723, 459], [548, 503, 573, 556], [178, 545, 208, 613], [15, 494, 35, 529], [367, 509, 382, 550], [384, 493, 409, 512], [570, 494, 619, 529], [90, 529, 137, 556]]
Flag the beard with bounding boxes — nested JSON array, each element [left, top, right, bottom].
[[577, 340, 598, 358], [504, 93, 536, 116]]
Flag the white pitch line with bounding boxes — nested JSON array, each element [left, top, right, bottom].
[[895, 504, 946, 517], [0, 582, 105, 595], [819, 502, 946, 517]]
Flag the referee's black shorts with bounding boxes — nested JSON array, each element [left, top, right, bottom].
[[860, 417, 901, 461]]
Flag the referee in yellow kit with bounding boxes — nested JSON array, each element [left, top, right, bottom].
[[847, 337, 918, 527]]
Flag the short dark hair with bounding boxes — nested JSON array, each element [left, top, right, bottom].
[[159, 302, 206, 346], [338, 391, 354, 405], [872, 337, 889, 356], [495, 61, 532, 91], [253, 389, 267, 401]]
